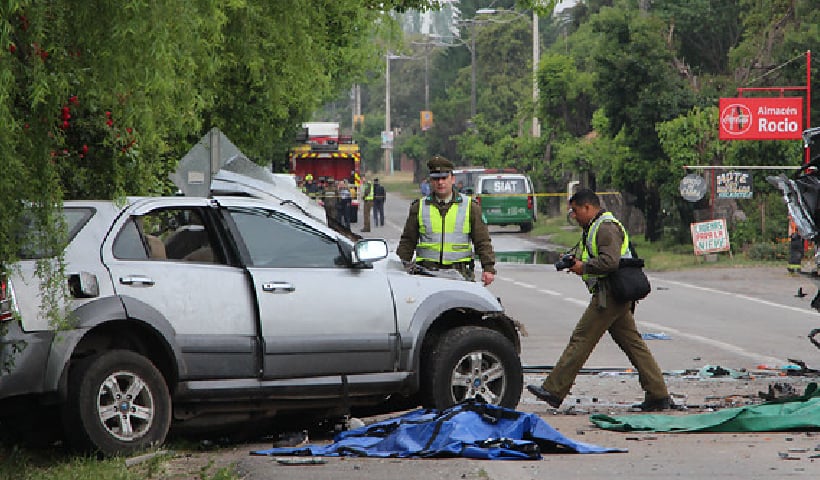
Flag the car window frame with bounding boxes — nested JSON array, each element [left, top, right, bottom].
[[222, 205, 349, 269]]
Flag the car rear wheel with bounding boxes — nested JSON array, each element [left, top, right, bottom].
[[520, 222, 533, 233], [62, 349, 171, 455], [424, 326, 522, 409]]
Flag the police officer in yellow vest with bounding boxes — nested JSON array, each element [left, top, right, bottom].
[[527, 188, 673, 411], [397, 156, 496, 286], [361, 176, 374, 233]]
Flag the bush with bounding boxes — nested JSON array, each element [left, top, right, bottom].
[[729, 219, 759, 252], [745, 242, 788, 261]]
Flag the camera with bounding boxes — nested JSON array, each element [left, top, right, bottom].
[[554, 254, 576, 271]]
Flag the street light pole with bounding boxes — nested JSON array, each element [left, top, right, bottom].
[[384, 53, 417, 174]]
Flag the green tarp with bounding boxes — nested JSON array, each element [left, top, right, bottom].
[[591, 383, 820, 433]]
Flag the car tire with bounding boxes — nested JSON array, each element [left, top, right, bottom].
[[62, 349, 171, 456], [424, 326, 522, 410], [520, 222, 533, 233]]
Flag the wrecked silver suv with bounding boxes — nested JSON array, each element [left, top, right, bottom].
[[0, 163, 523, 456]]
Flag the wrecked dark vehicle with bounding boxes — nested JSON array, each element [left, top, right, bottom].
[[767, 126, 820, 352]]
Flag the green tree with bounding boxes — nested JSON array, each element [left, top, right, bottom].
[[729, 0, 819, 125], [0, 0, 438, 304], [652, 0, 742, 75], [537, 53, 595, 136], [449, 11, 537, 165], [588, 4, 694, 240], [655, 106, 727, 242]]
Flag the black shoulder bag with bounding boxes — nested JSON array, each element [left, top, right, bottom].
[[608, 243, 651, 303]]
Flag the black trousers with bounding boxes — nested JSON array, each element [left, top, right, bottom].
[[373, 200, 385, 226]]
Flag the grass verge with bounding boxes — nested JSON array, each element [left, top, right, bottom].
[[381, 176, 789, 272], [0, 444, 239, 480], [532, 214, 786, 271]]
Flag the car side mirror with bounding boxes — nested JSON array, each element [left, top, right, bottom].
[[353, 239, 389, 264]]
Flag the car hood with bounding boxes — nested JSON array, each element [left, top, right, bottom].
[[378, 254, 504, 314]]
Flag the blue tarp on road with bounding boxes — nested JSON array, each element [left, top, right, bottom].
[[252, 400, 624, 460]]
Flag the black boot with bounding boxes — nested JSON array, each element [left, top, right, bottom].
[[632, 396, 675, 411]]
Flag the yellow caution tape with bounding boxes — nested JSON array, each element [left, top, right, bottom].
[[474, 192, 620, 197]]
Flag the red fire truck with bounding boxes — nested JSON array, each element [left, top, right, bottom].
[[288, 122, 361, 221]]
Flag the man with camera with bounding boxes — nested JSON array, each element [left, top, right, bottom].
[[527, 188, 673, 411]]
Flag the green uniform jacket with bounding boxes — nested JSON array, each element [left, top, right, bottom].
[[397, 193, 496, 274]]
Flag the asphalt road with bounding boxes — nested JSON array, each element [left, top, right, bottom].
[[168, 190, 820, 479]]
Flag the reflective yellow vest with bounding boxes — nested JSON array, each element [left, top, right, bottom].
[[580, 212, 632, 291], [416, 196, 473, 264], [364, 181, 374, 201]]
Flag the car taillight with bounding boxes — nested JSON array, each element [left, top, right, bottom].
[[527, 195, 533, 210], [0, 275, 12, 322]]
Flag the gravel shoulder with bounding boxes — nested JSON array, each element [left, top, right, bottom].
[[168, 375, 818, 480]]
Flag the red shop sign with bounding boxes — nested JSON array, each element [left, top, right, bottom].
[[719, 97, 803, 140]]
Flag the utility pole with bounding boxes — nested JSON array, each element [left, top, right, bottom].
[[384, 54, 391, 174], [470, 29, 477, 119], [351, 84, 361, 133], [532, 11, 540, 137], [424, 53, 430, 111]]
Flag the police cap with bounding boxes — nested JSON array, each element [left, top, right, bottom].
[[427, 155, 454, 178]]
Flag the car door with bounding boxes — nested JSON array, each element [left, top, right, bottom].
[[220, 201, 398, 380], [103, 198, 257, 380]]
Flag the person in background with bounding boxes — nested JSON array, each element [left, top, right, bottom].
[[373, 178, 386, 227], [337, 180, 351, 228], [397, 156, 496, 286], [527, 189, 672, 412], [788, 231, 804, 274], [321, 179, 337, 226], [361, 176, 373, 233], [420, 178, 431, 196]]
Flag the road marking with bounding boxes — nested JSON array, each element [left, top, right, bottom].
[[656, 278, 816, 316], [562, 297, 588, 307], [498, 274, 795, 365], [637, 320, 783, 366], [499, 277, 563, 298]]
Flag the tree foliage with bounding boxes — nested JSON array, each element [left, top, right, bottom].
[[0, 0, 435, 270], [341, 0, 816, 243], [4, 0, 820, 264]]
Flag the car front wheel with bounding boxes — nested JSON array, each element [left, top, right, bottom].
[[424, 326, 523, 409], [62, 349, 171, 455]]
